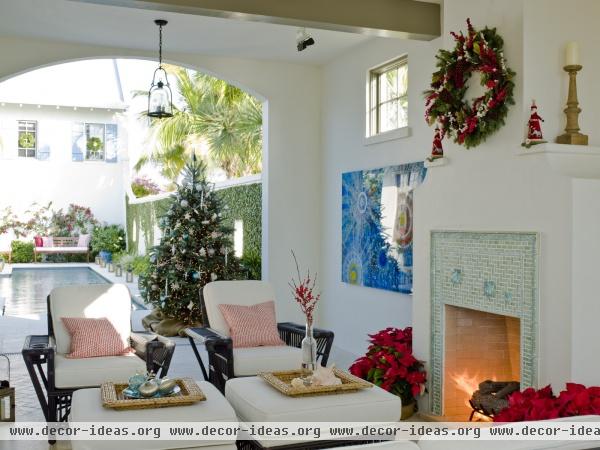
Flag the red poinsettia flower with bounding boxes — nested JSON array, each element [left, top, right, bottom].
[[349, 327, 426, 404]]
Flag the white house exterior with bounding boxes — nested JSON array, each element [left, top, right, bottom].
[[0, 60, 129, 241]]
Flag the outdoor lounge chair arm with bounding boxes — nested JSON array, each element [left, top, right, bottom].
[[277, 322, 335, 367], [130, 332, 175, 377]]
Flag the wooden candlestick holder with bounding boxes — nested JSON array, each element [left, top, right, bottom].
[[556, 64, 588, 145]]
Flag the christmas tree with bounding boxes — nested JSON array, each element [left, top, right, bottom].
[[140, 156, 243, 325]]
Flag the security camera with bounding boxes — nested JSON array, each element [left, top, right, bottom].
[[296, 28, 315, 52]]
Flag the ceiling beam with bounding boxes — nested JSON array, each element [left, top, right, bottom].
[[72, 0, 441, 40]]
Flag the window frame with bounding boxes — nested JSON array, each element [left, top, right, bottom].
[[17, 120, 38, 158], [366, 55, 409, 142]]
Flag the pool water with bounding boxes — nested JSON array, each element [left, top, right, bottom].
[[0, 267, 110, 317]]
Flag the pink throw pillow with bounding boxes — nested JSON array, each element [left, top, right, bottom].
[[218, 301, 285, 348], [77, 234, 91, 248], [34, 236, 43, 248], [42, 237, 54, 247], [61, 317, 132, 359]]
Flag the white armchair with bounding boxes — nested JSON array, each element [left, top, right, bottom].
[[22, 283, 175, 423], [186, 280, 334, 392]]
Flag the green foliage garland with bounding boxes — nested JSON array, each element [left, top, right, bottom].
[[86, 137, 104, 152], [424, 19, 515, 148], [18, 133, 35, 149]]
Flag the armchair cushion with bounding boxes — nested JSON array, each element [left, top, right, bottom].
[[232, 345, 303, 376], [54, 353, 146, 388], [218, 301, 284, 348], [203, 281, 277, 338], [50, 284, 132, 354], [61, 317, 132, 358]]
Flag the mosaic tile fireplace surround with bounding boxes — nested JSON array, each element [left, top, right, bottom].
[[430, 231, 539, 418]]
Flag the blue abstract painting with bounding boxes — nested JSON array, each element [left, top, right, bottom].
[[342, 162, 426, 294]]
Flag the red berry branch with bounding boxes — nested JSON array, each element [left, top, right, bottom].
[[289, 250, 320, 327]]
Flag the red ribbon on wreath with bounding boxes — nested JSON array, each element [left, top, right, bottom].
[[424, 19, 515, 149]]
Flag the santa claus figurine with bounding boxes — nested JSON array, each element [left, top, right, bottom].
[[524, 100, 546, 145], [428, 126, 444, 161]]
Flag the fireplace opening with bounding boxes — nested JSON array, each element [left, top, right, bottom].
[[444, 305, 520, 421]]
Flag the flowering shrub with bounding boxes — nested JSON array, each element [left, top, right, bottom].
[[494, 383, 600, 422], [349, 327, 426, 403], [132, 176, 161, 198], [289, 251, 320, 326]]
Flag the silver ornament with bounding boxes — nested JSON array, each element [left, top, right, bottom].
[[138, 380, 159, 397], [158, 378, 177, 395]]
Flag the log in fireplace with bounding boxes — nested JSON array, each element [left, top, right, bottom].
[[468, 380, 520, 420]]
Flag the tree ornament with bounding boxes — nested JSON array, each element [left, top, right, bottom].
[[522, 100, 547, 148], [199, 248, 207, 257], [188, 301, 195, 310], [211, 273, 218, 281], [207, 248, 215, 257], [424, 19, 515, 148], [180, 199, 189, 208]]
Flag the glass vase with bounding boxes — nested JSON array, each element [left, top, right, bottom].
[[301, 323, 317, 373]]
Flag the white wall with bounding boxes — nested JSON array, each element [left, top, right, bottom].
[[0, 37, 322, 323], [320, 37, 436, 365], [320, 0, 576, 405], [522, 0, 600, 386], [0, 104, 127, 249]]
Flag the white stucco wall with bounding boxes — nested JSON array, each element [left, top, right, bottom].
[[522, 0, 600, 386], [0, 37, 321, 324], [0, 103, 127, 251], [320, 37, 437, 366], [320, 0, 578, 407]]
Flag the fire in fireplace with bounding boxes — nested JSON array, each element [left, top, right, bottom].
[[444, 305, 520, 421]]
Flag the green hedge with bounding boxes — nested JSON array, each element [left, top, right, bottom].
[[126, 182, 262, 275]]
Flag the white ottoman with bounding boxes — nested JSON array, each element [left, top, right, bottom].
[[70, 380, 237, 450], [225, 376, 402, 448]]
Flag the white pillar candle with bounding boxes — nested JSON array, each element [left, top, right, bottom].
[[565, 41, 580, 66]]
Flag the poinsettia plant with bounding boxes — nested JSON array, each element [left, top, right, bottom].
[[349, 327, 426, 404], [495, 383, 600, 422]]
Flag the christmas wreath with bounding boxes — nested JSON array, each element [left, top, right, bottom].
[[86, 137, 104, 152], [424, 19, 515, 148], [18, 132, 35, 149]]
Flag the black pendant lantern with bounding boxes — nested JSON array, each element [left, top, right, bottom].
[[148, 19, 173, 118]]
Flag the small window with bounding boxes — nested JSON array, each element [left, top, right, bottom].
[[17, 120, 37, 158], [85, 123, 106, 161], [368, 56, 408, 137]]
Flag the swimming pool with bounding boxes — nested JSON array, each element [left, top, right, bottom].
[[0, 267, 110, 317]]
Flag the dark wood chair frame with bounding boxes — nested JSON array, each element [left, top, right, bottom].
[[22, 294, 175, 424], [186, 321, 334, 393]]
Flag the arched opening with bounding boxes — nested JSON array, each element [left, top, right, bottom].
[[0, 57, 268, 306]]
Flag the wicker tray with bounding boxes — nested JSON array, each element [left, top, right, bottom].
[[101, 378, 205, 410], [259, 368, 372, 397]]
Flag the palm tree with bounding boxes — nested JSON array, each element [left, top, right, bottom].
[[135, 67, 262, 181]]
